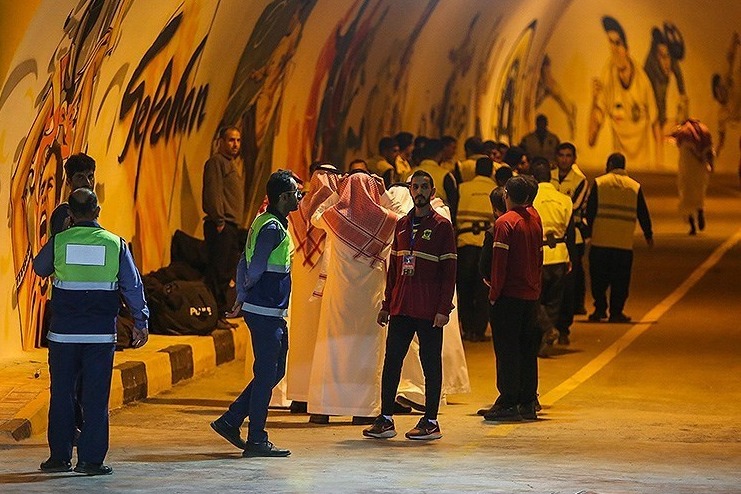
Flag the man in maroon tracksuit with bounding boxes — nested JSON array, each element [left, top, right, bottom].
[[483, 176, 544, 422], [363, 170, 457, 441]]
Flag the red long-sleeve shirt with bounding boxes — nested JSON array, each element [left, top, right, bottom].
[[489, 206, 543, 302], [382, 210, 457, 321]]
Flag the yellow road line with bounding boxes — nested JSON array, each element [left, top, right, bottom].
[[487, 227, 741, 436]]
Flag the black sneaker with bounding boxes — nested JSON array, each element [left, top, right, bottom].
[[518, 401, 538, 421], [289, 401, 307, 414], [40, 458, 72, 473], [608, 313, 632, 323], [74, 461, 113, 475], [362, 416, 396, 438], [242, 441, 291, 457], [483, 405, 523, 422], [405, 418, 442, 440], [557, 333, 571, 345], [210, 416, 246, 449], [588, 311, 607, 322]]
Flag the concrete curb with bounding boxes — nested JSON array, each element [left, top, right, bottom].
[[0, 327, 247, 442]]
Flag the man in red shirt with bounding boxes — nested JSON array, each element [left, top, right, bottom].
[[363, 170, 457, 441], [483, 176, 544, 422]]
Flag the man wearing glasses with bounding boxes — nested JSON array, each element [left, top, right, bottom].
[[211, 170, 301, 457]]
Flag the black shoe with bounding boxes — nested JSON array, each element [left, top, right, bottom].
[[396, 395, 426, 413], [608, 313, 632, 323], [518, 401, 538, 421], [351, 416, 376, 426], [574, 306, 588, 315], [40, 458, 72, 473], [557, 333, 571, 345], [74, 462, 113, 475], [689, 215, 697, 236], [588, 311, 607, 322], [211, 417, 246, 449], [483, 405, 523, 422], [698, 209, 705, 231], [477, 404, 493, 416], [393, 401, 412, 414], [362, 415, 397, 438], [289, 401, 307, 414], [242, 441, 291, 457], [308, 414, 329, 424], [534, 398, 542, 412]]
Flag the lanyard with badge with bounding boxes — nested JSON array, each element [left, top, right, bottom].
[[402, 216, 422, 276]]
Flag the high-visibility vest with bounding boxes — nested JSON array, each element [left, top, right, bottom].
[[53, 226, 121, 291], [457, 154, 486, 183], [533, 183, 572, 265], [551, 165, 588, 244], [591, 170, 641, 250], [456, 175, 496, 247], [242, 211, 293, 317], [413, 160, 453, 203]]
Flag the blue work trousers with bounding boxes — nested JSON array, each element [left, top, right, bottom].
[[223, 313, 288, 444], [47, 341, 115, 464]]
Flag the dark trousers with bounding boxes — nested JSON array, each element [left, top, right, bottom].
[[537, 263, 568, 335], [204, 220, 242, 313], [589, 246, 633, 316], [490, 297, 539, 408], [558, 243, 585, 333], [223, 313, 288, 444], [456, 245, 490, 338], [380, 316, 444, 420], [47, 341, 115, 464]]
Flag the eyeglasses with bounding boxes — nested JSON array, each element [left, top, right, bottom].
[[283, 189, 302, 199]]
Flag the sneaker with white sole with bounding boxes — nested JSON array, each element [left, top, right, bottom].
[[404, 418, 442, 440], [362, 416, 396, 438]]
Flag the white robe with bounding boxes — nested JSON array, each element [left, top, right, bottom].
[[306, 195, 395, 417], [677, 142, 711, 215]]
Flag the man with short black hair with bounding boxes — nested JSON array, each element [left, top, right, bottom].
[[585, 153, 653, 323], [50, 153, 97, 235], [519, 114, 560, 163], [211, 170, 300, 458], [202, 126, 245, 328], [364, 170, 457, 440], [34, 188, 149, 475], [483, 176, 543, 422]]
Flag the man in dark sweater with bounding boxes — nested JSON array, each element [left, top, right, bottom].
[[202, 127, 245, 328], [483, 176, 544, 422], [363, 170, 457, 441]]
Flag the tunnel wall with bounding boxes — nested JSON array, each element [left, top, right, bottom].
[[0, 0, 738, 355]]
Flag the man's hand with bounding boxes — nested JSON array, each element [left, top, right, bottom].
[[377, 310, 390, 326], [226, 300, 242, 319], [433, 313, 449, 329], [131, 327, 149, 349]]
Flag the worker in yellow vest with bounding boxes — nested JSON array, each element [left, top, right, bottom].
[[585, 153, 653, 323], [411, 139, 459, 224], [456, 157, 497, 341]]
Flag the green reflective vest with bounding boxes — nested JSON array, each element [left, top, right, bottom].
[[53, 226, 121, 291], [245, 212, 292, 273], [591, 170, 641, 250]]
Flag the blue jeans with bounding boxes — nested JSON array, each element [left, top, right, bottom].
[[222, 313, 288, 443]]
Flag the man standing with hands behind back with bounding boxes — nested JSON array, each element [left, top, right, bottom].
[[203, 126, 245, 328], [363, 170, 457, 441]]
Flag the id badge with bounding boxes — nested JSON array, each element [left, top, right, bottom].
[[402, 254, 416, 276]]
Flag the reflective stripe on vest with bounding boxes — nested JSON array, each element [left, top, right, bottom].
[[456, 176, 496, 247], [413, 160, 452, 202], [533, 183, 572, 265], [47, 332, 116, 343], [53, 227, 120, 287], [551, 165, 588, 244], [591, 171, 640, 250], [241, 302, 288, 318]]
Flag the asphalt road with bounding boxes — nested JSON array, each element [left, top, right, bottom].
[[1, 173, 739, 493]]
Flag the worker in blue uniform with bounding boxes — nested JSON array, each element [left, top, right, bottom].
[[33, 188, 149, 475], [211, 170, 301, 458]]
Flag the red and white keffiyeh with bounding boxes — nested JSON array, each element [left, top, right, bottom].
[[289, 169, 340, 268]]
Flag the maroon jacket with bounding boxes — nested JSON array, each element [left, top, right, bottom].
[[382, 210, 457, 321], [489, 206, 543, 302]]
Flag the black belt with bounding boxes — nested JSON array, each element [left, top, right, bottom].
[[543, 233, 566, 248]]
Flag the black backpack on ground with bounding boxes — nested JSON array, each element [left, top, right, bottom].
[[144, 276, 218, 336]]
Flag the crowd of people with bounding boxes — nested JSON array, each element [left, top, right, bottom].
[[37, 111, 723, 471]]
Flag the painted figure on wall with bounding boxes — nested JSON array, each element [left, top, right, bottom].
[[535, 55, 577, 139], [712, 31, 741, 183], [5, 0, 128, 349], [219, 0, 316, 222], [588, 16, 661, 169], [644, 23, 689, 130]]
